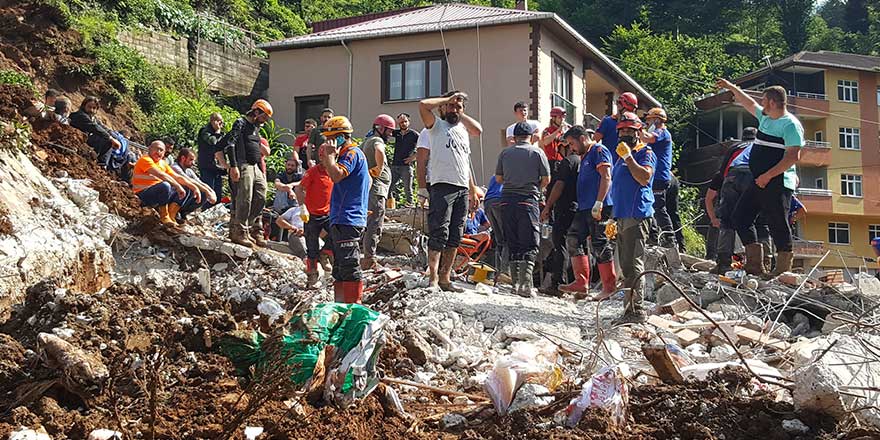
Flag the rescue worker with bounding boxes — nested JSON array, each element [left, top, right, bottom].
[[320, 116, 370, 303], [131, 140, 200, 227], [610, 113, 655, 325], [558, 126, 617, 299], [417, 91, 483, 291], [224, 99, 273, 248], [641, 107, 677, 249], [361, 114, 394, 270], [594, 92, 638, 162], [717, 79, 803, 277], [496, 122, 551, 297]]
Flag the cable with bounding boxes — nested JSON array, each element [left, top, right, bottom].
[[476, 23, 485, 185], [438, 4, 454, 91]]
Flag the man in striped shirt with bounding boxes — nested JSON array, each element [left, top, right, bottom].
[[131, 140, 201, 227]]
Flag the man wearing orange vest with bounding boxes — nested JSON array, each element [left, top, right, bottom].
[[132, 140, 201, 226]]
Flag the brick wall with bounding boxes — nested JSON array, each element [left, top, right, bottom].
[[118, 30, 268, 97]]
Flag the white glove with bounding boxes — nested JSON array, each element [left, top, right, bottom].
[[417, 188, 429, 202], [591, 201, 603, 219]]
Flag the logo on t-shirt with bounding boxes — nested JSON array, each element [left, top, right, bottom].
[[444, 125, 469, 153]]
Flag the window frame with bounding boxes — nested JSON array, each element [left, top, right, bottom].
[[380, 50, 448, 103], [551, 53, 574, 103], [869, 225, 880, 241], [837, 79, 859, 103], [828, 222, 850, 245], [815, 177, 824, 189], [294, 94, 330, 132], [814, 131, 824, 142], [839, 127, 861, 150], [840, 173, 863, 197]]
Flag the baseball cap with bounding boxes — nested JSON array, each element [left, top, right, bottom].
[[512, 121, 533, 137]]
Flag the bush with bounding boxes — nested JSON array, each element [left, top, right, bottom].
[[0, 70, 35, 92], [145, 86, 239, 150]]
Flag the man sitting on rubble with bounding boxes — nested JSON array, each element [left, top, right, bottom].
[[275, 205, 307, 258], [70, 96, 121, 167], [610, 113, 656, 325], [271, 154, 304, 240], [171, 147, 217, 223], [52, 96, 71, 125], [132, 140, 201, 227], [495, 121, 551, 297]]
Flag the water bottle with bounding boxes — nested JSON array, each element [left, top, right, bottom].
[[541, 223, 553, 239]]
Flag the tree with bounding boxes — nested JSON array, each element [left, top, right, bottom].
[[778, 0, 815, 53], [818, 0, 846, 28], [844, 0, 870, 33]]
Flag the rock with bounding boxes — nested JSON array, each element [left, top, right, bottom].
[[852, 273, 880, 300], [508, 383, 553, 413], [453, 395, 470, 405], [88, 429, 122, 440], [777, 272, 807, 287], [709, 344, 736, 361], [654, 283, 680, 305], [680, 253, 715, 271], [781, 419, 809, 434], [403, 329, 432, 366], [212, 263, 228, 272], [441, 413, 467, 431]]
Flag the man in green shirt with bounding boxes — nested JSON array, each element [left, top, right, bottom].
[[716, 79, 803, 276], [305, 108, 334, 168]]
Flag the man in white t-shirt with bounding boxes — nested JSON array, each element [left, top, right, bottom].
[[276, 205, 306, 258], [505, 101, 540, 146], [416, 91, 483, 291]]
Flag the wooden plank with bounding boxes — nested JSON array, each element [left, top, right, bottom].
[[733, 326, 790, 351], [642, 344, 684, 384], [646, 316, 702, 347]]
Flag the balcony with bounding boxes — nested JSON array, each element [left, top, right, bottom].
[[551, 93, 576, 125], [796, 188, 833, 214], [789, 91, 827, 101], [799, 141, 832, 167]]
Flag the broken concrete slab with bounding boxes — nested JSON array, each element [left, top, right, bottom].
[[508, 383, 553, 413]]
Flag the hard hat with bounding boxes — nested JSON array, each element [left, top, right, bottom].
[[616, 112, 643, 130], [617, 92, 638, 111], [646, 107, 667, 122], [550, 106, 566, 117], [373, 114, 396, 131], [251, 99, 273, 117], [322, 115, 354, 137]]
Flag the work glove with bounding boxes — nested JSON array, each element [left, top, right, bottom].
[[591, 201, 603, 220], [616, 142, 632, 161]]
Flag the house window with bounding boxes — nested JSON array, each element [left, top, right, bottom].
[[837, 80, 859, 103], [815, 177, 824, 189], [839, 127, 861, 150], [870, 225, 880, 241], [841, 174, 862, 197], [381, 51, 447, 102], [814, 131, 823, 142], [294, 94, 329, 132], [828, 222, 850, 244], [551, 54, 574, 123]]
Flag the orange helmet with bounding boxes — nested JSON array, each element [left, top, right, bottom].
[[616, 112, 643, 130], [251, 99, 273, 117], [617, 92, 638, 112], [646, 107, 668, 122], [322, 115, 354, 137]]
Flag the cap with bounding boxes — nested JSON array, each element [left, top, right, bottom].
[[512, 121, 533, 137]]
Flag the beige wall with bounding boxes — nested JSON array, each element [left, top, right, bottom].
[[267, 24, 531, 186], [536, 27, 585, 128]]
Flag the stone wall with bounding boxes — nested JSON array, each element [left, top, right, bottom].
[[118, 30, 268, 97]]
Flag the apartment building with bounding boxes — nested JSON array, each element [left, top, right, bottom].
[[690, 51, 880, 272]]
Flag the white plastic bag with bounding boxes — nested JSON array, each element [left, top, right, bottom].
[[558, 364, 629, 428]]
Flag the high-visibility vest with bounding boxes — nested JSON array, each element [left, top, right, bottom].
[[132, 156, 174, 193]]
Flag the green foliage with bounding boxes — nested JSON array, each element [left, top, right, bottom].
[[261, 120, 296, 173], [145, 85, 239, 150], [678, 185, 706, 257], [0, 70, 35, 93], [779, 0, 815, 53]]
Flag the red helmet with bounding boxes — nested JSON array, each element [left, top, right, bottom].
[[373, 114, 396, 131], [616, 112, 643, 130], [617, 92, 638, 112], [550, 106, 566, 118]]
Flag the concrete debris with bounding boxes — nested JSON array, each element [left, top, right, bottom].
[[782, 419, 810, 435], [87, 429, 122, 440], [8, 427, 52, 440], [402, 328, 432, 366], [852, 272, 880, 300], [508, 383, 553, 413], [440, 413, 467, 431]]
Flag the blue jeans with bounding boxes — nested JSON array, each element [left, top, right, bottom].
[[137, 182, 194, 210], [199, 167, 225, 209]]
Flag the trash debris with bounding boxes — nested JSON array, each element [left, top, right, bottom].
[[8, 427, 51, 440], [243, 426, 264, 440], [557, 364, 629, 427]]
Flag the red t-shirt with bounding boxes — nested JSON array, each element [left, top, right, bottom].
[[541, 125, 564, 161], [300, 165, 333, 216], [294, 133, 309, 150]]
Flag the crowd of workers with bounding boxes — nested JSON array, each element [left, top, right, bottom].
[[27, 75, 807, 325]]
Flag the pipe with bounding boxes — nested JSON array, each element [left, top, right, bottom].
[[340, 39, 352, 116]]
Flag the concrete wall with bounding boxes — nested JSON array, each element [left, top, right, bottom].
[[118, 30, 268, 97], [267, 24, 532, 185]]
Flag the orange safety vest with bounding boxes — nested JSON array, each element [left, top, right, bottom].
[[131, 156, 175, 193]]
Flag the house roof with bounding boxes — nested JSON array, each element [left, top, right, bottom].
[[737, 51, 880, 83], [259, 3, 660, 107]]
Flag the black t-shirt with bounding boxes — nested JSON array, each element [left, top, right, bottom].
[[391, 129, 419, 166], [197, 124, 223, 170], [551, 153, 580, 212]]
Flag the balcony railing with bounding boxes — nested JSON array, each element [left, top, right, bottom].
[[804, 140, 831, 148], [790, 91, 827, 100], [797, 188, 833, 197], [551, 93, 576, 125]]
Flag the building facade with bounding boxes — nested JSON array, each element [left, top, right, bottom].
[[691, 51, 880, 272], [259, 3, 658, 184]]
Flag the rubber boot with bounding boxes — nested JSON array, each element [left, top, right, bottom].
[[229, 224, 254, 248], [593, 262, 618, 301], [769, 251, 793, 278], [517, 261, 537, 298], [744, 243, 765, 276], [304, 258, 319, 288], [711, 254, 732, 275], [559, 255, 590, 294], [438, 248, 463, 293], [508, 261, 521, 294], [158, 204, 176, 226], [167, 203, 181, 225], [333, 281, 345, 303], [319, 249, 334, 272], [250, 227, 267, 247], [342, 280, 364, 304]]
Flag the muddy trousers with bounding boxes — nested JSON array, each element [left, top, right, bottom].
[[565, 208, 614, 261], [304, 214, 333, 260], [618, 218, 650, 315], [363, 193, 386, 259], [232, 164, 266, 231], [331, 224, 365, 282], [484, 197, 509, 275], [652, 179, 677, 248]]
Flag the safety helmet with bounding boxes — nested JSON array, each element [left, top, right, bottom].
[[646, 107, 667, 122], [617, 92, 638, 112], [251, 99, 273, 117], [322, 115, 354, 137], [373, 114, 396, 131], [550, 106, 566, 118], [616, 112, 643, 130]]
